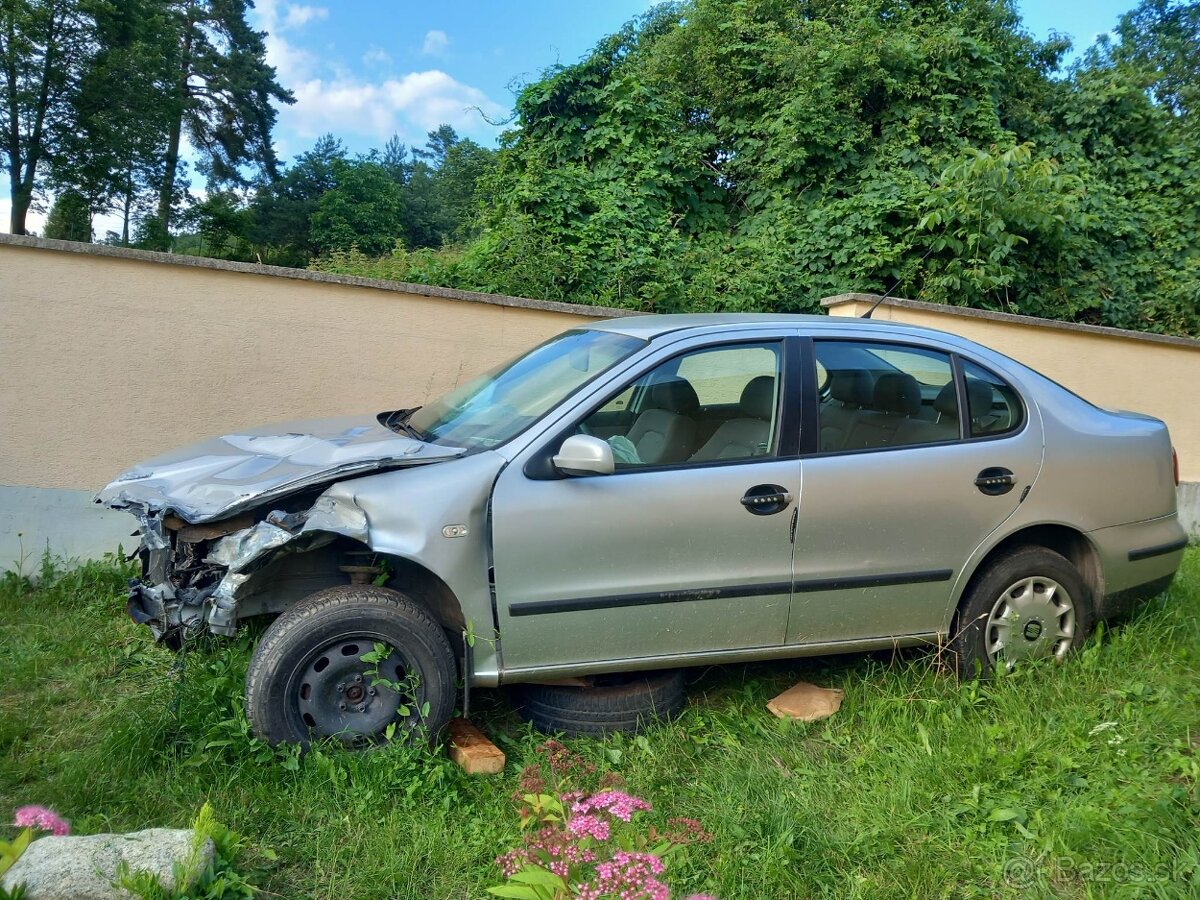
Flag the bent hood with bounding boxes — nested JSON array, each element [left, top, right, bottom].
[[95, 414, 464, 523]]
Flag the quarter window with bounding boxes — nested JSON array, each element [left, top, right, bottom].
[[815, 341, 958, 452], [961, 360, 1024, 437]]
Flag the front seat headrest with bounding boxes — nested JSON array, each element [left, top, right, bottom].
[[872, 372, 922, 416], [828, 369, 872, 407], [739, 375, 776, 420], [933, 378, 994, 419], [647, 378, 700, 415]]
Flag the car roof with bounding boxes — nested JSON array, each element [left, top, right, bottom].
[[586, 312, 960, 343]]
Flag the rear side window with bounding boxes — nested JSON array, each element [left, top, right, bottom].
[[815, 341, 958, 452], [961, 360, 1024, 437]]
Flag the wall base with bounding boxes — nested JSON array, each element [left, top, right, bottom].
[[1, 485, 134, 576]]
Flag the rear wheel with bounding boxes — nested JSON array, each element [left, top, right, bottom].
[[948, 547, 1093, 679], [245, 585, 456, 746], [516, 670, 686, 737]]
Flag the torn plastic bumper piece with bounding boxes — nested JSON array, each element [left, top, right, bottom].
[[126, 490, 371, 641]]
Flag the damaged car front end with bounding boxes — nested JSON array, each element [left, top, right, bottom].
[[98, 414, 463, 643]]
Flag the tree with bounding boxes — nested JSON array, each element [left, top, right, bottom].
[[0, 0, 97, 233], [48, 0, 177, 243], [1110, 0, 1200, 131], [309, 158, 405, 257], [247, 133, 346, 264], [442, 0, 1197, 335], [153, 0, 292, 232], [43, 185, 89, 239]]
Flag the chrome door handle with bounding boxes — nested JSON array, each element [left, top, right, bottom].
[[741, 484, 793, 515]]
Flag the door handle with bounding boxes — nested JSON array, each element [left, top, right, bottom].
[[741, 484, 793, 516], [975, 467, 1015, 496]]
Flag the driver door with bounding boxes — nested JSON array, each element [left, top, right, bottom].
[[490, 336, 801, 675]]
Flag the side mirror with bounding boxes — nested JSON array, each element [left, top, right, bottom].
[[552, 434, 614, 477]]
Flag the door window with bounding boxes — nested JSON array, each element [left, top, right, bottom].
[[578, 342, 783, 468], [815, 341, 958, 452]]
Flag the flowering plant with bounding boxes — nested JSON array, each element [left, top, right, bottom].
[[1, 805, 70, 882], [489, 741, 713, 900]]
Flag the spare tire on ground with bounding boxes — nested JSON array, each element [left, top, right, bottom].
[[515, 670, 686, 737]]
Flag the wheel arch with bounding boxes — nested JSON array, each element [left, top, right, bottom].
[[949, 523, 1104, 632], [235, 533, 469, 646]]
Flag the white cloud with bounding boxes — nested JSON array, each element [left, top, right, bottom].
[[265, 31, 318, 84], [284, 4, 328, 29], [284, 69, 505, 139], [422, 30, 449, 56], [362, 46, 392, 68]]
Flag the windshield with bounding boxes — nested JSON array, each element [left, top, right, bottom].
[[405, 329, 646, 451]]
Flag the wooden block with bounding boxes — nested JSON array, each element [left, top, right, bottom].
[[448, 717, 506, 775], [766, 682, 844, 722]]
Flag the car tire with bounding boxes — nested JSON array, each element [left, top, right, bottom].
[[245, 585, 457, 746], [516, 670, 686, 737], [948, 546, 1093, 680]]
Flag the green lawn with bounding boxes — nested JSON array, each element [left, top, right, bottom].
[[1, 550, 1198, 899]]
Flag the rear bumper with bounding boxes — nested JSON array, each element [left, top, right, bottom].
[[1088, 514, 1189, 621], [1095, 572, 1176, 621]]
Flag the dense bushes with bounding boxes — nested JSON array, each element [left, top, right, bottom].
[[313, 0, 1199, 337]]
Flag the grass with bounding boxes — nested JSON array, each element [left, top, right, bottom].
[[1, 550, 1198, 899]]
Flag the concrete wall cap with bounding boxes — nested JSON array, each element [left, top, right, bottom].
[[0, 233, 639, 320], [822, 293, 1200, 352]]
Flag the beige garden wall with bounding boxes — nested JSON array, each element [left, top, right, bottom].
[[0, 236, 626, 492], [0, 236, 630, 566], [2, 237, 1197, 568], [823, 294, 1200, 483]]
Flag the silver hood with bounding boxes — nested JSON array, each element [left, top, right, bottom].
[[95, 414, 464, 523]]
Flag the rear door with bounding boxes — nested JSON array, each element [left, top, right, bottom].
[[786, 338, 1043, 644], [491, 333, 802, 674]]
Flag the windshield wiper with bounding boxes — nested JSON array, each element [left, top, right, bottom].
[[381, 407, 425, 440]]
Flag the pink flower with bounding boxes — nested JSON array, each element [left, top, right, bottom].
[[567, 812, 611, 841], [13, 805, 70, 836], [571, 790, 652, 823]]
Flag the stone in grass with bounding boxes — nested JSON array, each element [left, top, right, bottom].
[[767, 681, 844, 722], [0, 828, 214, 900]]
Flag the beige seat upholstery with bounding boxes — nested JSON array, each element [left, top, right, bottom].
[[691, 376, 776, 461], [624, 379, 700, 465]]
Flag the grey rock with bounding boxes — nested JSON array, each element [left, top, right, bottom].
[[0, 828, 214, 900]]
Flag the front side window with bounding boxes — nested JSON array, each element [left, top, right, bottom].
[[406, 329, 645, 451], [815, 341, 958, 452], [578, 342, 783, 469]]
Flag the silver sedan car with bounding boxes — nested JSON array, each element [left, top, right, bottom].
[[98, 314, 1188, 743]]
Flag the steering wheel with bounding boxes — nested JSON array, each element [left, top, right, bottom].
[[577, 421, 593, 436]]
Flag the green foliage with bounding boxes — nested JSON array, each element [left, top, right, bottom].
[[309, 160, 406, 257], [326, 0, 1193, 336], [43, 189, 92, 242], [0, 827, 33, 881]]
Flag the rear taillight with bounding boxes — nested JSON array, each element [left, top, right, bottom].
[[1172, 447, 1180, 486]]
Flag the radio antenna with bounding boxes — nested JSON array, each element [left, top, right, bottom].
[[860, 245, 936, 318]]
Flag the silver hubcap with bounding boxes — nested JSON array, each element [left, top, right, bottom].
[[985, 576, 1076, 668]]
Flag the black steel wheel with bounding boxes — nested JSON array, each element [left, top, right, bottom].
[[516, 670, 686, 737], [245, 585, 456, 746]]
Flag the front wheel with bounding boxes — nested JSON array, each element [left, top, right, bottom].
[[245, 585, 457, 746], [948, 547, 1093, 679]]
